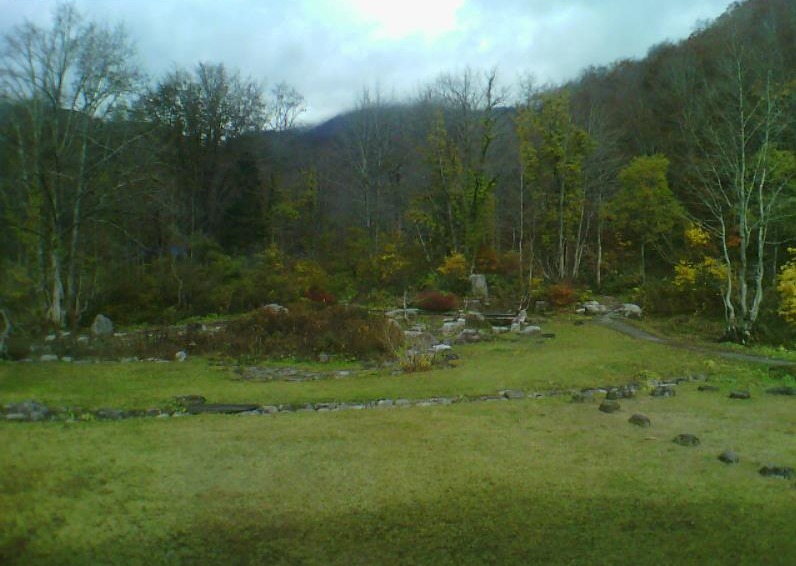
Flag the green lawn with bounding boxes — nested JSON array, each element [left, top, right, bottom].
[[0, 321, 771, 410], [2, 320, 795, 564]]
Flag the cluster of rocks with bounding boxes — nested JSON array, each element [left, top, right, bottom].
[[18, 313, 218, 363], [576, 300, 643, 319], [582, 377, 794, 484]]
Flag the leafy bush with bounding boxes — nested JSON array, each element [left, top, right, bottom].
[[436, 253, 469, 294], [415, 291, 459, 312], [778, 248, 796, 325], [546, 282, 577, 307]]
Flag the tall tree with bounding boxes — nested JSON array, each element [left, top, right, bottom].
[[143, 62, 268, 240], [681, 32, 796, 341], [516, 91, 592, 280], [0, 3, 142, 328], [609, 154, 683, 282]]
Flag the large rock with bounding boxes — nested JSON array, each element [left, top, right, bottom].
[[404, 331, 438, 350], [261, 303, 288, 315], [520, 325, 542, 336], [454, 329, 481, 344], [618, 303, 643, 318], [441, 318, 466, 335], [91, 314, 114, 337], [469, 274, 489, 299], [582, 301, 607, 315]]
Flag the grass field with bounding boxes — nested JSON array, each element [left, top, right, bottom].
[[2, 319, 795, 564]]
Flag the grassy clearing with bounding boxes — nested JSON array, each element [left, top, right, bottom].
[[0, 320, 771, 410], [634, 314, 796, 362], [2, 318, 795, 564], [2, 388, 795, 565]]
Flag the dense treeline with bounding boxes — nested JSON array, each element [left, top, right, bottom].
[[1, 0, 795, 345]]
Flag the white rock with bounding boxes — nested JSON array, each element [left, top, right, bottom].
[[262, 303, 288, 314], [521, 325, 542, 335], [583, 301, 607, 315], [432, 344, 453, 352], [90, 314, 114, 337], [39, 354, 59, 362], [441, 318, 466, 335], [175, 350, 188, 362], [619, 303, 643, 318]]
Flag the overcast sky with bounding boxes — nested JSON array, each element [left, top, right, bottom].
[[1, 0, 733, 125]]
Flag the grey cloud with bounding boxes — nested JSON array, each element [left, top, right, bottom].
[[0, 0, 733, 123]]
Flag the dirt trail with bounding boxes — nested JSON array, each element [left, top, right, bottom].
[[593, 315, 796, 367]]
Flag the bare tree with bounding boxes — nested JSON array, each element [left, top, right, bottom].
[[0, 3, 142, 328], [682, 35, 796, 342], [268, 82, 306, 132]]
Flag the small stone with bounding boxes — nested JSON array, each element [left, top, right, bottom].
[[698, 385, 719, 392], [175, 350, 188, 362], [6, 413, 28, 421], [758, 466, 794, 480], [502, 390, 525, 400], [571, 391, 594, 403], [599, 399, 621, 413], [673, 434, 700, 447], [44, 334, 57, 342], [729, 390, 751, 400], [628, 413, 651, 427], [651, 386, 676, 398], [39, 354, 59, 362], [395, 398, 411, 407], [377, 399, 394, 407], [607, 386, 635, 400], [766, 386, 796, 396], [60, 356, 73, 363], [718, 450, 740, 464], [145, 409, 162, 417], [174, 395, 206, 407], [95, 408, 125, 420]]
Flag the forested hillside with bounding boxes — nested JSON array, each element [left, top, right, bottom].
[[1, 0, 795, 344]]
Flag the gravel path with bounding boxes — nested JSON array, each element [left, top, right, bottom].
[[593, 315, 796, 367]]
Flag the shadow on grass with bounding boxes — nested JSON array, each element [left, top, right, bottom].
[[7, 488, 796, 566]]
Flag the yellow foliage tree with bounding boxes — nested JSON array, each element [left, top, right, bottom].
[[777, 249, 796, 324]]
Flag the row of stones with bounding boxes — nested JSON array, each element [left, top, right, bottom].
[[592, 388, 794, 482], [1, 389, 552, 422], [5, 379, 795, 423]]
